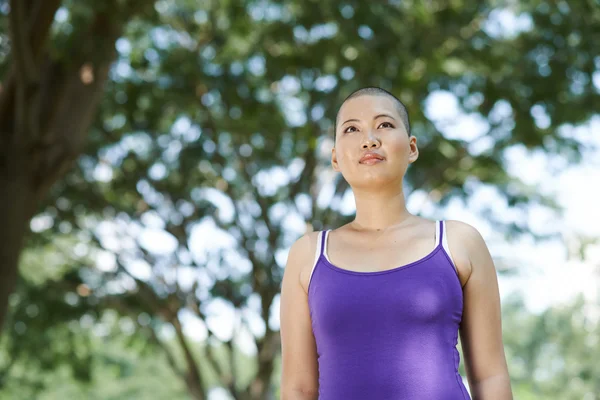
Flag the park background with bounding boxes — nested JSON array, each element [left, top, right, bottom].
[[0, 0, 599, 399]]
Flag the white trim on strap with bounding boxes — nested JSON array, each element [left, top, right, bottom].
[[312, 231, 322, 267], [323, 230, 332, 262], [308, 231, 322, 289], [441, 220, 458, 273]]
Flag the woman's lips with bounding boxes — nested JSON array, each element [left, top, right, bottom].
[[360, 158, 383, 165], [359, 153, 385, 164]]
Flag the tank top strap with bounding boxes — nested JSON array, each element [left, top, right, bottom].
[[438, 220, 458, 274], [309, 230, 329, 291], [320, 229, 330, 258], [312, 230, 329, 267], [434, 220, 442, 248]]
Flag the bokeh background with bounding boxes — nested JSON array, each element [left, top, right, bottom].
[[1, 0, 599, 399]]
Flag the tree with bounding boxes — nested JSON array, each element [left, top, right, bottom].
[[1, 0, 598, 398], [0, 0, 156, 331]]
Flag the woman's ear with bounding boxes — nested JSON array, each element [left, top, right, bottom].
[[408, 136, 419, 164], [332, 146, 340, 171]]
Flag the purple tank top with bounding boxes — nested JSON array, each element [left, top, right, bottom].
[[307, 220, 471, 399]]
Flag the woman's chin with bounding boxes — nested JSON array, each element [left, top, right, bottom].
[[348, 174, 402, 190]]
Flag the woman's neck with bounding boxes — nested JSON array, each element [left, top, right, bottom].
[[350, 189, 413, 231]]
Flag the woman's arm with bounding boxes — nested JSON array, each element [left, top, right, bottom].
[[279, 233, 319, 399], [449, 221, 513, 400]]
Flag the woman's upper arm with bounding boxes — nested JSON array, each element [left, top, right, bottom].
[[279, 233, 319, 397], [453, 222, 510, 385]]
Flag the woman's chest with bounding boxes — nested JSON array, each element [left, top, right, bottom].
[[327, 236, 436, 273], [308, 261, 464, 340]]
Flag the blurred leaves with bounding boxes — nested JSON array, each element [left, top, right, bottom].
[[503, 293, 600, 399], [0, 0, 598, 398]]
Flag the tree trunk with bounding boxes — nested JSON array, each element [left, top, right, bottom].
[[0, 0, 146, 331], [0, 158, 37, 334]]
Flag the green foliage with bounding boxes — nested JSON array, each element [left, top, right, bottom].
[[3, 292, 599, 399], [1, 0, 598, 398], [0, 243, 100, 395], [0, 328, 191, 400], [502, 293, 600, 399]]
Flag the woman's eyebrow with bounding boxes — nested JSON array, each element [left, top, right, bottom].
[[341, 114, 395, 125], [341, 118, 360, 125]]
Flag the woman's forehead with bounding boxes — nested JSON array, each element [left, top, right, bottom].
[[338, 95, 399, 120]]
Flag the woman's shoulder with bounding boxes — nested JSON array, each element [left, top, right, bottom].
[[444, 220, 490, 285], [288, 229, 321, 264], [444, 219, 487, 249], [287, 230, 322, 294]]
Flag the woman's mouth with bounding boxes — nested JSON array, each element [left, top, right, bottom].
[[359, 152, 385, 164]]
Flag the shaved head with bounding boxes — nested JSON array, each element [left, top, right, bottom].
[[334, 87, 411, 139]]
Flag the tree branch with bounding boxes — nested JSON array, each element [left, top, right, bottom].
[[172, 313, 206, 400], [146, 323, 185, 379], [23, 0, 63, 59], [9, 0, 38, 84], [102, 295, 185, 379], [186, 292, 234, 387], [1, 0, 61, 145]]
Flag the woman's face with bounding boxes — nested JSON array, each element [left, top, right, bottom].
[[332, 94, 418, 189]]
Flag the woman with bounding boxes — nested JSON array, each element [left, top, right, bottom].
[[279, 87, 512, 399]]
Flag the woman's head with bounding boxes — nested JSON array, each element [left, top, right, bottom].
[[334, 87, 411, 140], [331, 87, 418, 190]]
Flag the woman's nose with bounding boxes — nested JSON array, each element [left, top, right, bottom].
[[362, 131, 380, 148]]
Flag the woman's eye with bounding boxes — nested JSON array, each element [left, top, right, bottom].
[[379, 122, 394, 129], [344, 126, 357, 133]]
